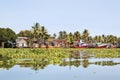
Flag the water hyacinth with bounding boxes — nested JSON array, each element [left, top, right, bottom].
[[0, 48, 120, 59], [0, 48, 120, 70]]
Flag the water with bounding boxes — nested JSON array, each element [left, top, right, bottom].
[[0, 51, 120, 80]]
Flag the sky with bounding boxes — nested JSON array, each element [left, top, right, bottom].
[[0, 0, 120, 37]]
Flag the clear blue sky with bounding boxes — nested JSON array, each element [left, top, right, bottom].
[[0, 0, 120, 37]]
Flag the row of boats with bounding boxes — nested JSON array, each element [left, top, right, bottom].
[[73, 43, 120, 48]]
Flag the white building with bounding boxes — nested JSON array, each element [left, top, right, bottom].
[[16, 37, 29, 47]]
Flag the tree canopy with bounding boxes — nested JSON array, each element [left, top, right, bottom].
[[0, 28, 17, 47], [0, 28, 17, 42], [31, 22, 49, 41], [17, 30, 32, 37]]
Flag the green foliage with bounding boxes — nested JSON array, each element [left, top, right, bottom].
[[67, 32, 74, 44], [31, 23, 50, 43], [17, 30, 32, 37], [0, 28, 17, 42], [0, 48, 120, 69], [73, 31, 81, 41], [0, 48, 71, 59], [0, 28, 17, 47], [86, 49, 120, 58], [82, 29, 89, 42], [58, 31, 68, 40]]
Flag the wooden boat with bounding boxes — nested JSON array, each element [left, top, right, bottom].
[[95, 43, 107, 48], [74, 43, 88, 48]]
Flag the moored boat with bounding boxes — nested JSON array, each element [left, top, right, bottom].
[[95, 43, 107, 48], [75, 43, 88, 48]]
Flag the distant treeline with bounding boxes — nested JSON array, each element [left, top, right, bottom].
[[0, 22, 120, 47]]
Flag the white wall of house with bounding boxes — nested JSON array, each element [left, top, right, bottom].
[[16, 37, 28, 47]]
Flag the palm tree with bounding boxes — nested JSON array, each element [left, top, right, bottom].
[[106, 35, 113, 43], [58, 31, 68, 40], [117, 37, 120, 44], [94, 35, 100, 43], [31, 22, 49, 47], [58, 31, 63, 39], [102, 34, 106, 43], [67, 32, 74, 46], [87, 36, 93, 43], [53, 33, 57, 39], [63, 31, 67, 40], [40, 26, 48, 43], [73, 31, 81, 41], [31, 22, 41, 40], [93, 36, 97, 43], [82, 29, 89, 42]]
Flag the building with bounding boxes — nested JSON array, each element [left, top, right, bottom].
[[16, 37, 29, 48]]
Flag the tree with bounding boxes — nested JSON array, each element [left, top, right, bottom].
[[0, 28, 17, 48], [87, 36, 93, 43], [67, 32, 74, 44], [31, 22, 49, 47], [94, 35, 103, 43], [106, 35, 117, 44], [101, 34, 106, 43], [31, 22, 41, 40], [40, 26, 49, 43], [63, 31, 67, 40], [53, 33, 57, 39], [58, 31, 67, 40], [82, 29, 89, 42], [17, 30, 32, 37], [117, 37, 120, 44], [58, 31, 63, 39], [73, 31, 81, 41]]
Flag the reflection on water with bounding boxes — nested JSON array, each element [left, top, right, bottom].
[[0, 50, 120, 80]]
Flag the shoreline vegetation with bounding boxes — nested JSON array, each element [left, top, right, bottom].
[[0, 48, 120, 59], [0, 22, 120, 48], [0, 48, 120, 69]]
